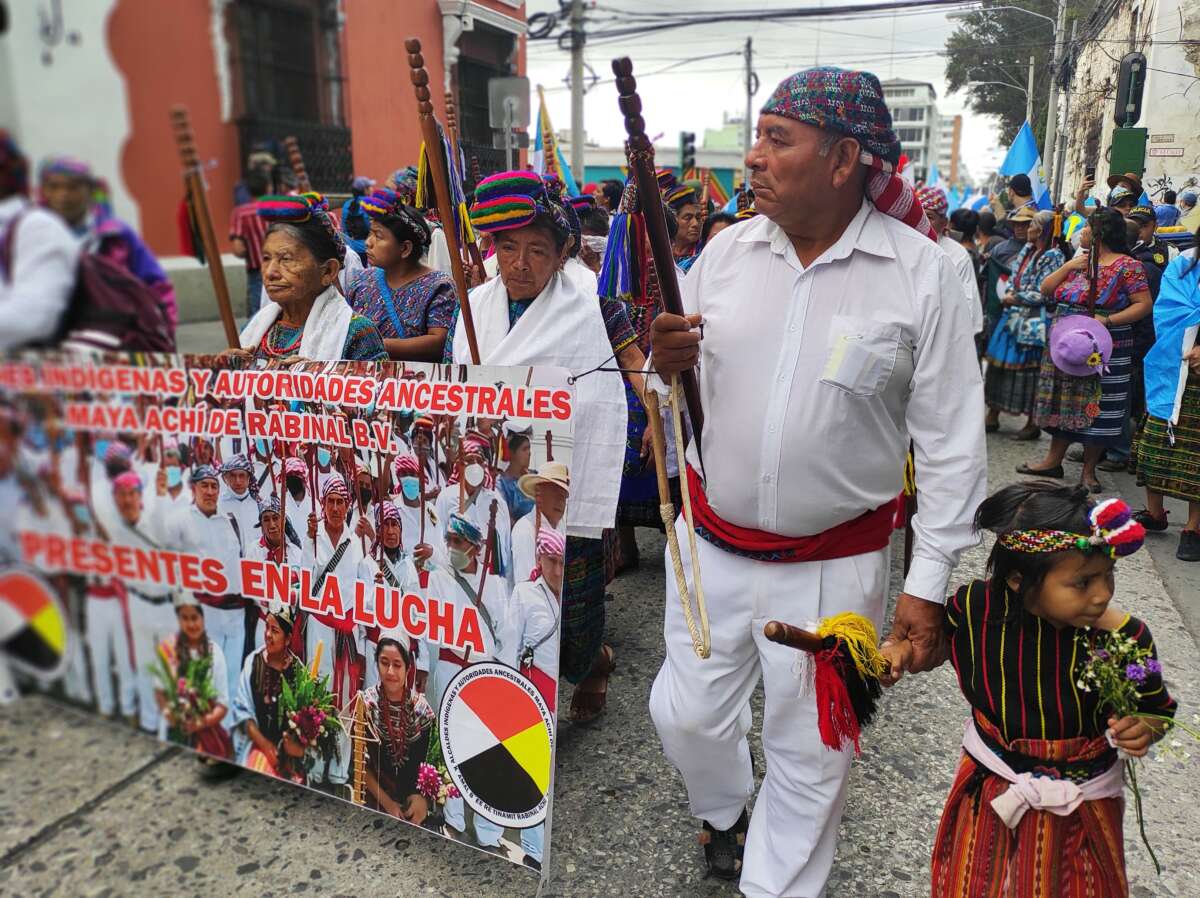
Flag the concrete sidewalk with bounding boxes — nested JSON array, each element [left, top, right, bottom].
[[1, 431, 1197, 898]]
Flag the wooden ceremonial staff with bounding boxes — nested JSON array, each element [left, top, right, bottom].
[[612, 58, 705, 452], [170, 106, 239, 348], [283, 136, 313, 193], [404, 38, 482, 365]]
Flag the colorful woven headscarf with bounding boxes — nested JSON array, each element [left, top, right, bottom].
[[470, 171, 571, 237], [664, 183, 698, 211], [372, 500, 403, 555], [257, 192, 346, 263], [38, 155, 93, 184], [103, 441, 132, 465], [257, 495, 282, 519], [447, 513, 483, 547], [360, 188, 431, 244], [321, 474, 350, 503], [392, 453, 420, 479], [0, 131, 29, 197], [915, 185, 948, 217], [220, 454, 253, 475], [391, 165, 419, 201], [568, 194, 596, 214], [656, 169, 678, 194], [997, 498, 1145, 559], [761, 67, 935, 241]]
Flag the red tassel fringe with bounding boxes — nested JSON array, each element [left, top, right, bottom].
[[813, 649, 863, 756]]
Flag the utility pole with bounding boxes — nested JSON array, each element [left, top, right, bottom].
[[743, 37, 754, 188], [569, 0, 585, 187], [1053, 19, 1077, 204], [1025, 54, 1035, 125], [1043, 0, 1066, 196]]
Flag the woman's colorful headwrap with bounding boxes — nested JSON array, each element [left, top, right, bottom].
[[761, 67, 935, 241], [103, 441, 132, 465], [448, 513, 483, 547], [38, 155, 93, 184], [391, 166, 419, 199], [664, 183, 698, 211], [996, 498, 1146, 559], [536, 527, 566, 558], [656, 169, 678, 193], [112, 471, 142, 493], [568, 194, 596, 214], [257, 191, 347, 263], [469, 171, 571, 237], [360, 188, 431, 242], [0, 131, 29, 197]]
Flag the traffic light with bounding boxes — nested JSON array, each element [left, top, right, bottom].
[[1114, 52, 1146, 127], [680, 131, 696, 174]]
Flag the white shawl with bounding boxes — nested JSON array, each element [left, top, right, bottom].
[[452, 271, 628, 538], [239, 284, 353, 360]]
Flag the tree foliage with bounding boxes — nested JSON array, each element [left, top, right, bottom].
[[945, 1, 1086, 147]]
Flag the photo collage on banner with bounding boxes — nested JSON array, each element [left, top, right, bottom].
[[0, 351, 576, 876]]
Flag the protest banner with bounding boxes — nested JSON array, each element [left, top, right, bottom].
[[0, 351, 576, 878]]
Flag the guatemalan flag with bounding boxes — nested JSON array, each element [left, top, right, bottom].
[[999, 122, 1052, 210], [531, 88, 581, 197]]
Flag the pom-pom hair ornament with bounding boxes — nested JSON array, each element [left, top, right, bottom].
[[996, 497, 1146, 559], [763, 612, 891, 755]]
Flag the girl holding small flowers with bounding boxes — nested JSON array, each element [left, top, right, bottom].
[[882, 481, 1177, 898]]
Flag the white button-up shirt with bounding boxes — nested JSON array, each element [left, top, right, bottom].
[[666, 201, 986, 603], [0, 196, 79, 351], [938, 233, 984, 335], [162, 503, 245, 596]]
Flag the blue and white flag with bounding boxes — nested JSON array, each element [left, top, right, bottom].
[[969, 194, 989, 212], [926, 161, 942, 189], [998, 122, 1051, 210]]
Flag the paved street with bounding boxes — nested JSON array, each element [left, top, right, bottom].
[[2, 428, 1198, 898]]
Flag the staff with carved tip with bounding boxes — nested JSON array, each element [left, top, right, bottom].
[[642, 62, 985, 895]]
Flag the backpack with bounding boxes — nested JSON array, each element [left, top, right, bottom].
[[2, 210, 176, 353]]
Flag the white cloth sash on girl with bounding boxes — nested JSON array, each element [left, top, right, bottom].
[[961, 719, 1124, 831]]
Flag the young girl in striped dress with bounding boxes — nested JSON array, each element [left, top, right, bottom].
[[884, 481, 1176, 898]]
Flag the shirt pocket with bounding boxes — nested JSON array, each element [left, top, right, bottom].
[[819, 314, 901, 397]]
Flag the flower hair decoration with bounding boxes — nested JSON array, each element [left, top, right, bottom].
[[997, 498, 1145, 558]]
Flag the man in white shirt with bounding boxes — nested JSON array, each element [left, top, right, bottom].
[[159, 464, 246, 705], [510, 462, 568, 585], [102, 469, 177, 733], [647, 67, 986, 897], [391, 452, 441, 572], [918, 185, 984, 335], [0, 131, 78, 351]]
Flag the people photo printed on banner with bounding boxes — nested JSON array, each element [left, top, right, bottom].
[[0, 351, 576, 874]]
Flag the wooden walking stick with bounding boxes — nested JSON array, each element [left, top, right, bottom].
[[611, 58, 710, 659], [169, 106, 239, 348], [404, 38, 481, 365], [612, 58, 705, 452], [283, 136, 312, 193]]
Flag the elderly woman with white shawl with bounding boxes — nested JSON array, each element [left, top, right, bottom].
[[233, 193, 386, 362], [446, 171, 631, 724]]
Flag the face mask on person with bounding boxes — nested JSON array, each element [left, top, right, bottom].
[[464, 463, 485, 488], [166, 467, 183, 489], [400, 477, 420, 501], [26, 424, 48, 451], [72, 504, 90, 526], [94, 439, 110, 462], [449, 548, 472, 572], [317, 448, 332, 468]]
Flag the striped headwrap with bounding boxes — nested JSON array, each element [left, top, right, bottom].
[[372, 499, 403, 555], [915, 185, 948, 217], [392, 453, 420, 479], [321, 473, 350, 503], [257, 192, 346, 263], [360, 187, 431, 247], [447, 513, 483, 547], [391, 165, 419, 201], [470, 171, 571, 237], [220, 454, 253, 475], [411, 416, 435, 435], [761, 67, 936, 241], [536, 526, 566, 558], [190, 464, 220, 484], [257, 495, 281, 519], [568, 194, 596, 214], [38, 155, 93, 184], [656, 169, 678, 193], [283, 456, 309, 489], [103, 441, 132, 465]]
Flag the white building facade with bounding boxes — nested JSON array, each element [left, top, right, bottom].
[[882, 79, 939, 182]]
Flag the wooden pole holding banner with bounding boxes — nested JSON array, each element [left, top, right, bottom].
[[283, 136, 312, 193], [611, 58, 705, 453], [404, 38, 482, 365], [169, 106, 239, 349]]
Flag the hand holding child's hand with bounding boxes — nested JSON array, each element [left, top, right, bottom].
[[1107, 715, 1161, 757], [878, 639, 912, 687]]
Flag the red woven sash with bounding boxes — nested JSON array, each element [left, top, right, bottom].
[[686, 466, 895, 563]]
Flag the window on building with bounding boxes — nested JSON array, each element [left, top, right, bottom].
[[886, 87, 915, 98], [897, 128, 924, 143], [456, 23, 520, 179], [908, 148, 923, 162], [893, 107, 925, 122]]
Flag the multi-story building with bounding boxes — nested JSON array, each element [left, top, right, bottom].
[[938, 114, 963, 185], [882, 79, 938, 182], [1058, 0, 1200, 205], [0, 0, 526, 257]]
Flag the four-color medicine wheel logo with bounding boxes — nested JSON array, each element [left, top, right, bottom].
[[439, 663, 554, 827]]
